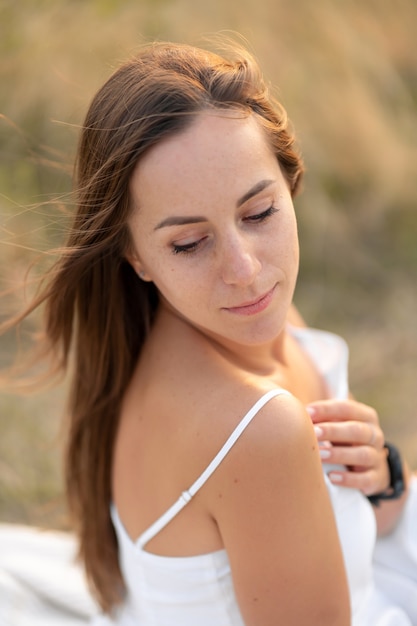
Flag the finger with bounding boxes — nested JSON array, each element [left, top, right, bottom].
[[327, 467, 388, 496], [307, 399, 378, 425], [313, 420, 384, 449], [318, 443, 380, 468]]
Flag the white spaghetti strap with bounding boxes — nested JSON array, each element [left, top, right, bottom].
[[137, 388, 291, 549]]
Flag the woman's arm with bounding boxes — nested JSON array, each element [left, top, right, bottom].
[[206, 392, 351, 626]]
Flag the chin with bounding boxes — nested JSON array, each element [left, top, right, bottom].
[[235, 320, 286, 346]]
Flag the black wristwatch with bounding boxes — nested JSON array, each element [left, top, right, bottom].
[[367, 442, 405, 506]]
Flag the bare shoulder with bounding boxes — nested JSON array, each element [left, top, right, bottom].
[[203, 389, 321, 507], [128, 316, 312, 470], [115, 319, 287, 490], [202, 390, 351, 626]]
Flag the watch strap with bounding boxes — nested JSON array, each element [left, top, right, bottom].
[[367, 442, 405, 506]]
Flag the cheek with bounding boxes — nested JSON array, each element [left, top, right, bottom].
[[148, 261, 195, 298], [269, 220, 299, 275], [269, 217, 297, 253], [282, 213, 299, 253], [155, 263, 215, 312]]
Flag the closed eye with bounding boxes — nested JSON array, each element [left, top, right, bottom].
[[244, 205, 279, 223], [172, 237, 207, 255], [171, 206, 278, 255]]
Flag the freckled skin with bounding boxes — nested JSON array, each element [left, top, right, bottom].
[[127, 112, 299, 355], [113, 111, 351, 626]]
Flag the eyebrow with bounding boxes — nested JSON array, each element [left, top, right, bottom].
[[153, 178, 276, 231], [236, 178, 275, 207]]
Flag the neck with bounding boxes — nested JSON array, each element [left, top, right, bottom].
[[205, 330, 288, 375], [157, 305, 289, 376]]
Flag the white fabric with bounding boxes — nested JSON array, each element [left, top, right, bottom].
[[373, 475, 417, 623], [1, 326, 416, 625], [0, 524, 95, 625], [105, 327, 415, 626]]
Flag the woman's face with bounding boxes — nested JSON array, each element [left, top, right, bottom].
[[128, 111, 299, 347]]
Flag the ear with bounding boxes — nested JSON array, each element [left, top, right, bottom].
[[125, 251, 152, 282]]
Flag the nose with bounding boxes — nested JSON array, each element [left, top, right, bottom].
[[220, 232, 262, 286]]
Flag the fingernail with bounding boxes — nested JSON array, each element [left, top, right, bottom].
[[328, 472, 343, 483], [314, 425, 324, 438], [319, 448, 331, 459], [306, 406, 317, 418]]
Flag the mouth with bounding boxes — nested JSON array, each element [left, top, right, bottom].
[[223, 284, 277, 316]]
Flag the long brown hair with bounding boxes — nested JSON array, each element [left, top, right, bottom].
[[4, 40, 304, 612]]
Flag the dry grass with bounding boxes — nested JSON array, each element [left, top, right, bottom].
[[1, 0, 416, 526]]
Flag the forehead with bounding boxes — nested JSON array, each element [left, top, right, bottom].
[[129, 112, 278, 208]]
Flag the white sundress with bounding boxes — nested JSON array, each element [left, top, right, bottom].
[[1, 326, 416, 625]]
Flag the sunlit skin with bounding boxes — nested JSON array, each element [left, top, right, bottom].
[[114, 110, 352, 624], [127, 111, 299, 370], [124, 111, 402, 527]]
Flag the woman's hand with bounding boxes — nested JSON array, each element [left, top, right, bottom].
[[306, 399, 390, 496]]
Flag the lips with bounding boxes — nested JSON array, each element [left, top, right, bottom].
[[223, 284, 277, 316]]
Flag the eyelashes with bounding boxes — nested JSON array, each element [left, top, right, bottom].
[[243, 205, 279, 223], [172, 238, 207, 255], [171, 205, 279, 256]]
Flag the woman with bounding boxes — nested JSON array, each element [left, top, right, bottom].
[[2, 41, 416, 625]]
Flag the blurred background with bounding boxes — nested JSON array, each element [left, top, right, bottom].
[[0, 0, 416, 529]]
